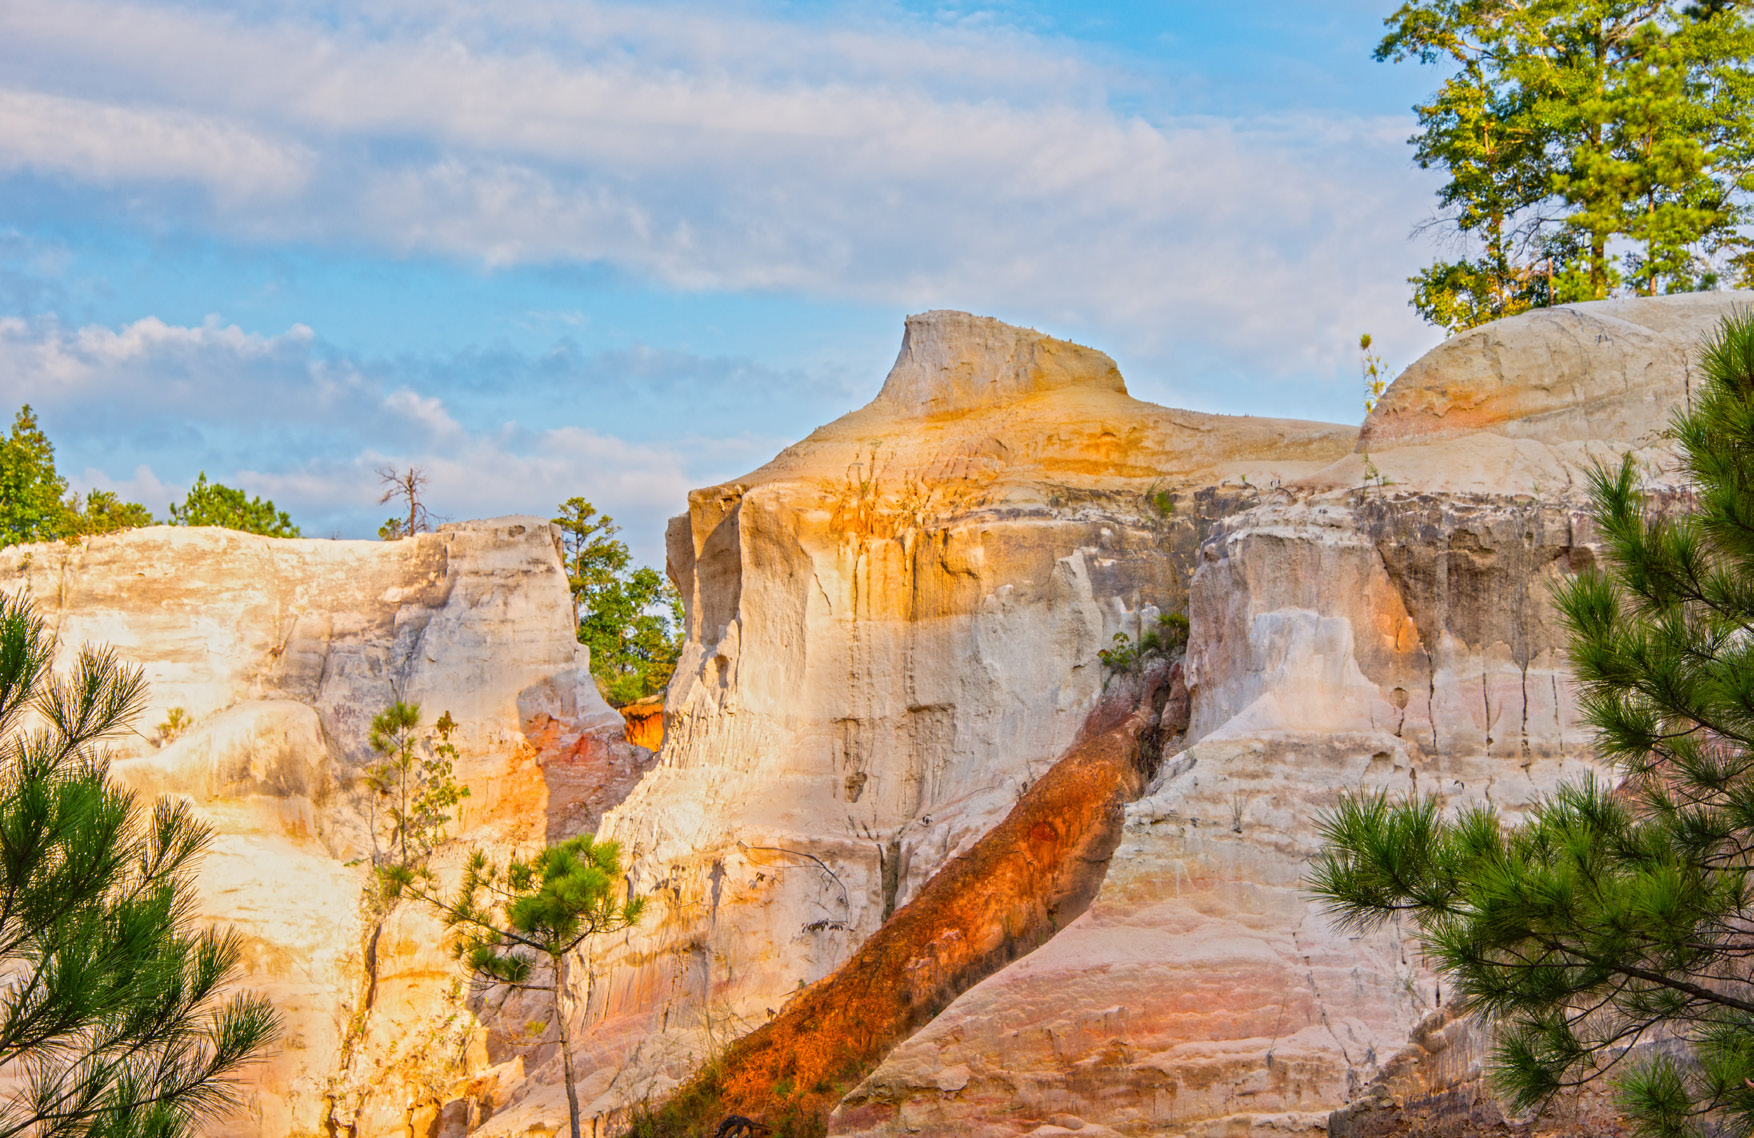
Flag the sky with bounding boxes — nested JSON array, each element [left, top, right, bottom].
[[0, 0, 1453, 565]]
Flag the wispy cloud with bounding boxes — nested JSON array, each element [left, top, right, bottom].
[[0, 0, 1444, 390], [2, 312, 783, 560], [0, 87, 312, 197]]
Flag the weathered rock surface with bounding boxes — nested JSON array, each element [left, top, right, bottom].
[[826, 292, 1753, 1138], [1360, 292, 1740, 449], [466, 310, 1356, 1133], [0, 519, 646, 1138], [1326, 1004, 1634, 1138]]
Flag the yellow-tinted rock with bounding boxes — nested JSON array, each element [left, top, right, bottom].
[[483, 311, 1355, 1134]]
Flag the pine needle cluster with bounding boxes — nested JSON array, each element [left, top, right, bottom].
[[0, 593, 278, 1137]]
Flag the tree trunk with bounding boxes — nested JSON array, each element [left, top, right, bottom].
[[554, 953, 582, 1138]]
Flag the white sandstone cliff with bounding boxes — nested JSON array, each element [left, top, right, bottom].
[[452, 311, 1358, 1134], [0, 518, 642, 1138]]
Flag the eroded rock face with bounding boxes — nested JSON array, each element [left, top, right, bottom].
[[1326, 1005, 1635, 1138], [0, 518, 639, 1138], [478, 311, 1355, 1133], [829, 294, 1752, 1138], [1360, 291, 1744, 449]]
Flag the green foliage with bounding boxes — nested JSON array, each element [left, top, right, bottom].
[[168, 472, 300, 537], [1098, 611, 1190, 673], [553, 498, 684, 707], [363, 703, 469, 884], [397, 834, 642, 1138], [0, 592, 279, 1136], [442, 836, 646, 983], [1378, 1, 1754, 332], [1309, 310, 1754, 1137], [0, 406, 72, 548], [0, 406, 157, 549], [67, 490, 156, 537]]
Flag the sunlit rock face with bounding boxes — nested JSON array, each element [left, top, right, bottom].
[[469, 311, 1357, 1134], [0, 519, 641, 1138], [827, 292, 1753, 1138]]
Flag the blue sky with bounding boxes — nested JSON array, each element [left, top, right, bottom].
[[0, 0, 1449, 564]]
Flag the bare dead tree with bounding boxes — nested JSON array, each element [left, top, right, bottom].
[[376, 464, 431, 539]]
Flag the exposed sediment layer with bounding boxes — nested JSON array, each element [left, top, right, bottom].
[[826, 291, 1752, 1138]]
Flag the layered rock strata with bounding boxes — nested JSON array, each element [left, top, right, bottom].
[[0, 519, 646, 1138], [461, 311, 1354, 1132], [691, 658, 1185, 1133], [827, 291, 1751, 1138]]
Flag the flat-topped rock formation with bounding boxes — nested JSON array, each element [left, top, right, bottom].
[[870, 310, 1127, 417]]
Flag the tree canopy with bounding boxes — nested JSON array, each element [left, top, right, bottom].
[[168, 472, 301, 538], [1310, 309, 1754, 1137], [552, 498, 683, 706], [0, 406, 158, 549], [1379, 0, 1754, 332], [0, 592, 279, 1136]]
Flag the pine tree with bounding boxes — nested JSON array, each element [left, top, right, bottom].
[[1309, 308, 1754, 1137], [391, 836, 643, 1138], [362, 702, 469, 883], [0, 592, 279, 1136]]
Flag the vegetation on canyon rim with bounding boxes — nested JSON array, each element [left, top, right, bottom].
[[0, 406, 296, 545], [0, 593, 278, 1136], [1311, 308, 1754, 1138], [553, 497, 684, 707], [1383, 0, 1754, 332]]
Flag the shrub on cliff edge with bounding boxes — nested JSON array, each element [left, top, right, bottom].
[[553, 497, 683, 706], [1310, 309, 1754, 1137]]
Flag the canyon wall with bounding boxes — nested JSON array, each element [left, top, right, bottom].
[[830, 292, 1749, 1138], [0, 518, 650, 1138], [459, 311, 1357, 1133]]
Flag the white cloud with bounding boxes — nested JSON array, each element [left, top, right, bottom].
[[382, 387, 462, 437], [0, 87, 311, 197], [11, 312, 785, 562], [0, 0, 1445, 389]]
